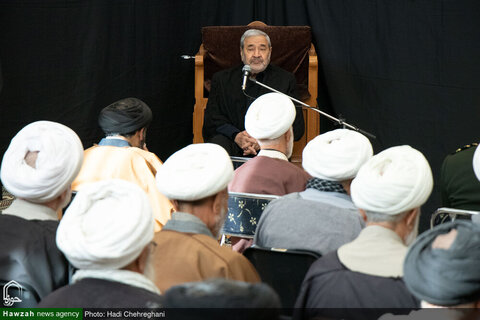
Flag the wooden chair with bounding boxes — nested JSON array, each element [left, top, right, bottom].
[[193, 21, 319, 164]]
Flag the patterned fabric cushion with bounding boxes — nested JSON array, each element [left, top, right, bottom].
[[222, 193, 279, 238]]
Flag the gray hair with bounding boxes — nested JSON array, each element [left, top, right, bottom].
[[365, 210, 409, 223], [240, 29, 271, 49]]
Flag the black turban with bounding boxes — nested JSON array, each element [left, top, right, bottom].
[[404, 220, 480, 306], [98, 97, 152, 134]]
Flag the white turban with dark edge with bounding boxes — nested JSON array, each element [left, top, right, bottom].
[[0, 121, 84, 203], [245, 92, 296, 140], [404, 220, 480, 306], [156, 143, 233, 201], [351, 145, 433, 215], [57, 179, 154, 270], [302, 129, 373, 181]]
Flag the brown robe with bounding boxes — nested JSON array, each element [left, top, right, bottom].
[[153, 212, 260, 292], [229, 156, 310, 195]]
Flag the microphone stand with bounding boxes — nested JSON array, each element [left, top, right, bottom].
[[248, 77, 376, 140]]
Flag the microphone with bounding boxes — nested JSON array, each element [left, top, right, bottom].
[[241, 65, 251, 91]]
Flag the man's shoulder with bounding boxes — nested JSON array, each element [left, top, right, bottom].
[[212, 64, 243, 79], [267, 63, 295, 77], [39, 278, 162, 308], [86, 145, 161, 164], [443, 143, 478, 165]]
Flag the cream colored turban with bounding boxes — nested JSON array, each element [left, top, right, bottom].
[[245, 92, 296, 140], [156, 143, 233, 201], [1, 121, 83, 203], [302, 129, 373, 181], [472, 146, 480, 181], [57, 179, 154, 269], [351, 145, 433, 215]]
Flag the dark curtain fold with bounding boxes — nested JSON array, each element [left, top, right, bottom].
[[1, 0, 480, 231]]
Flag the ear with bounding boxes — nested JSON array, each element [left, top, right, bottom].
[[284, 128, 292, 144], [405, 208, 419, 229], [170, 199, 180, 212], [135, 246, 150, 274], [359, 209, 367, 222], [139, 127, 146, 139]]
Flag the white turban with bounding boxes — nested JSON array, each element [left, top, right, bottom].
[[245, 92, 296, 140], [472, 146, 480, 181], [57, 179, 154, 269], [302, 129, 373, 181], [156, 143, 233, 201], [1, 121, 83, 203], [351, 145, 433, 215]]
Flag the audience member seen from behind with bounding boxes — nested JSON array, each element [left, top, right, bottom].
[[400, 220, 480, 318], [72, 97, 173, 231], [164, 279, 281, 320], [153, 143, 260, 293], [228, 92, 311, 252], [254, 129, 372, 255], [0, 121, 83, 306], [439, 143, 480, 211], [39, 180, 162, 308], [294, 145, 433, 320]]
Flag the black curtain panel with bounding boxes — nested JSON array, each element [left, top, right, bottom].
[[1, 0, 480, 231]]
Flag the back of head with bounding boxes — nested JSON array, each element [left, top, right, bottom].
[[1, 121, 84, 203], [302, 129, 373, 181], [164, 279, 280, 319], [404, 220, 480, 306], [56, 179, 154, 270], [155, 143, 233, 202], [351, 145, 433, 218], [98, 97, 152, 135], [245, 92, 295, 141]]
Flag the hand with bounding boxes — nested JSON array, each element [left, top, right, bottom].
[[231, 237, 254, 253], [234, 131, 259, 156]]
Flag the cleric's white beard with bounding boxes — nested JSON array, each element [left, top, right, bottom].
[[404, 210, 420, 247]]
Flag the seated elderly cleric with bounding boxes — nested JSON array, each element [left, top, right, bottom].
[[152, 143, 260, 292], [39, 180, 162, 308], [72, 97, 173, 231], [0, 121, 83, 306], [203, 28, 304, 157]]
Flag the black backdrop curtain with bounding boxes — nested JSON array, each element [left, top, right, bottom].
[[1, 0, 480, 231]]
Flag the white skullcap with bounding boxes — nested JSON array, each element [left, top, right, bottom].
[[351, 145, 433, 215], [472, 146, 480, 181], [245, 92, 296, 140], [156, 143, 233, 201], [1, 121, 83, 203], [57, 179, 154, 269], [302, 129, 373, 181]]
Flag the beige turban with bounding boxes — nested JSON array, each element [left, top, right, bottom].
[[245, 92, 296, 140], [0, 121, 83, 203], [302, 129, 373, 181], [351, 145, 433, 215], [156, 143, 233, 201], [57, 179, 154, 269]]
